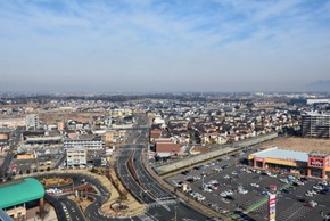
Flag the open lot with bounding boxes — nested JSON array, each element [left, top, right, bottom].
[[261, 137, 330, 154], [166, 148, 330, 221]]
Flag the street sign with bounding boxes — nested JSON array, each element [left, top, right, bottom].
[[269, 194, 276, 221]]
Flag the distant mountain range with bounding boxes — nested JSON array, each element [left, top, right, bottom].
[[306, 80, 330, 91]]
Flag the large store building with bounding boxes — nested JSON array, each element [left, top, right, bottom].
[[249, 147, 330, 179]]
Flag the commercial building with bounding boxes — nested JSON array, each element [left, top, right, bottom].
[[302, 113, 330, 138], [66, 147, 87, 167], [249, 147, 330, 179], [0, 178, 44, 220]]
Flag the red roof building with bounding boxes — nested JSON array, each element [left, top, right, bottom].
[[156, 143, 182, 155]]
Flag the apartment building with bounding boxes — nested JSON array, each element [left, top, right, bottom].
[[25, 114, 40, 130], [302, 113, 330, 138], [66, 147, 87, 167]]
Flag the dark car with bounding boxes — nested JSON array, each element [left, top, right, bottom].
[[193, 166, 200, 170], [224, 195, 234, 200], [320, 188, 330, 195], [298, 198, 306, 203]]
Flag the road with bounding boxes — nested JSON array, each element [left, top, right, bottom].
[[0, 129, 21, 179], [132, 147, 172, 200], [37, 173, 110, 221], [46, 194, 85, 221], [115, 127, 210, 221], [116, 147, 155, 204]]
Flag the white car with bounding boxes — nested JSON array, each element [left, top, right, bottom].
[[250, 183, 259, 188], [197, 195, 206, 201], [220, 192, 227, 197], [239, 189, 248, 195], [209, 180, 218, 184], [305, 192, 313, 197], [270, 174, 278, 178], [231, 171, 238, 175], [193, 176, 201, 181], [313, 185, 323, 191], [224, 174, 230, 179], [190, 192, 198, 198], [225, 190, 233, 196], [297, 181, 305, 186], [204, 186, 213, 192], [321, 181, 328, 186], [309, 200, 317, 207]]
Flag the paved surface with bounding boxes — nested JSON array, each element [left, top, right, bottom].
[[116, 146, 155, 204], [0, 130, 20, 179], [115, 128, 210, 221], [46, 194, 85, 221], [38, 173, 109, 221], [167, 147, 330, 221], [132, 147, 172, 200]]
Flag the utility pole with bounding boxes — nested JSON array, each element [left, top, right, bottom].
[[173, 205, 177, 221], [202, 174, 206, 188]]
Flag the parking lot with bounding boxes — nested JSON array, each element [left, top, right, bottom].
[[166, 149, 330, 221]]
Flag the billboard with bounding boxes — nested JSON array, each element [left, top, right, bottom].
[[255, 157, 264, 162], [309, 157, 324, 167], [269, 194, 276, 221]]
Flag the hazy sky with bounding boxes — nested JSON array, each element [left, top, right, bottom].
[[1, 0, 330, 92]]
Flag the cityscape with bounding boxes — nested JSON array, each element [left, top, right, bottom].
[[1, 1, 330, 221]]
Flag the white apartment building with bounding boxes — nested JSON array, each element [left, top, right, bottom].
[[25, 114, 40, 130], [66, 147, 86, 167]]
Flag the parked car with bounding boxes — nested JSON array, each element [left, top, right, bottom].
[[270, 173, 278, 178], [313, 185, 323, 191], [309, 200, 317, 207], [250, 183, 260, 188], [298, 198, 306, 203], [238, 188, 248, 195]]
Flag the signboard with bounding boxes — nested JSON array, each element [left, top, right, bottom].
[[309, 157, 324, 167], [269, 194, 276, 221], [255, 157, 264, 162]]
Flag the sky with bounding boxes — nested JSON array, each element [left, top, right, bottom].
[[1, 0, 330, 93]]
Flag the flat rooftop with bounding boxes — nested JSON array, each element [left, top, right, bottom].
[[253, 147, 308, 162], [0, 178, 44, 209]]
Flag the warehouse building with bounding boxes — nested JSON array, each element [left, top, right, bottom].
[[249, 147, 330, 179]]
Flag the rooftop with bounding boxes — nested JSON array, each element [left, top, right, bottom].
[[0, 178, 44, 209], [253, 147, 308, 162]]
